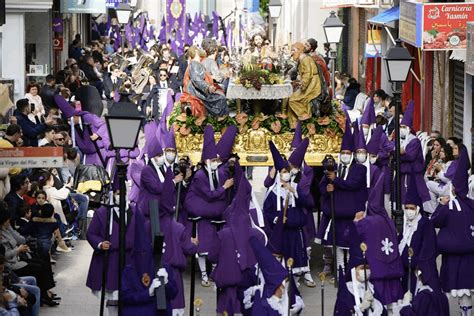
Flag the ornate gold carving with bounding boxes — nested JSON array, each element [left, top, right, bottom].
[[175, 129, 342, 166]]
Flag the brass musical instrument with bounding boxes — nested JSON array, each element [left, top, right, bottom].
[[131, 49, 155, 94]]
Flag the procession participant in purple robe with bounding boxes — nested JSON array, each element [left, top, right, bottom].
[[367, 125, 383, 196], [85, 191, 142, 315], [316, 118, 367, 274], [287, 137, 316, 288], [138, 133, 166, 231], [216, 125, 238, 163], [431, 146, 474, 316], [247, 236, 304, 316], [159, 169, 198, 315], [184, 125, 234, 287], [398, 100, 431, 211], [263, 140, 310, 276], [343, 253, 386, 316], [208, 173, 261, 315], [399, 208, 449, 316], [354, 123, 371, 195], [352, 172, 404, 310], [333, 267, 356, 315], [55, 94, 111, 166], [398, 174, 436, 296], [360, 98, 376, 144], [121, 194, 178, 316]]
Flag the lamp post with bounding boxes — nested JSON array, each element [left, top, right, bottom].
[[268, 0, 282, 50], [383, 39, 414, 232], [322, 11, 345, 98], [105, 114, 143, 316], [116, 2, 132, 56]]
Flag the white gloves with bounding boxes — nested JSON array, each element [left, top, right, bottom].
[[359, 290, 374, 312], [243, 285, 261, 309], [290, 295, 305, 314], [148, 278, 162, 296], [157, 268, 168, 284], [402, 291, 412, 306]]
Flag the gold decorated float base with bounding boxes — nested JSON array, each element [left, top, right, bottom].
[[176, 128, 342, 166]]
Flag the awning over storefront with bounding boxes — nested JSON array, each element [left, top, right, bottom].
[[367, 6, 399, 26]]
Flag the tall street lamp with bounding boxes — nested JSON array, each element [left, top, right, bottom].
[[384, 39, 414, 232], [105, 113, 143, 316], [322, 11, 345, 98], [116, 2, 132, 56], [268, 0, 282, 49]]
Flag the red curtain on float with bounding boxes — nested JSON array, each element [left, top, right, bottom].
[[401, 44, 422, 132], [365, 58, 382, 95]]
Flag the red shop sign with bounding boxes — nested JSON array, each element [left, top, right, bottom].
[[423, 3, 474, 50]]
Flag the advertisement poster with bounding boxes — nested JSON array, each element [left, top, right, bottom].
[[61, 0, 106, 14], [423, 3, 474, 50], [399, 1, 423, 48], [365, 29, 382, 58]]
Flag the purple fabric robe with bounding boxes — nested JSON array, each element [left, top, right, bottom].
[[316, 163, 367, 248], [184, 167, 229, 253], [431, 197, 474, 292], [400, 137, 430, 203], [86, 206, 140, 292], [398, 216, 436, 295], [137, 163, 165, 229], [355, 214, 404, 305], [399, 287, 449, 316], [263, 189, 308, 270], [74, 113, 111, 166]]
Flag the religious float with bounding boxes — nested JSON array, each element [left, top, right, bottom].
[[156, 35, 346, 166], [168, 60, 345, 166]]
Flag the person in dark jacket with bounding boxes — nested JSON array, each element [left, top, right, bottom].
[[39, 75, 57, 114], [343, 78, 361, 110], [14, 99, 54, 146], [4, 175, 30, 221]]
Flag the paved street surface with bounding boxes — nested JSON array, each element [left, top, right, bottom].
[[47, 167, 459, 315]]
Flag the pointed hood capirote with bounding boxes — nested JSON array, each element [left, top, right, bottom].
[[249, 236, 287, 299], [216, 125, 238, 162], [288, 137, 309, 167], [355, 125, 367, 151], [228, 173, 253, 271], [366, 125, 383, 155], [269, 141, 289, 171], [163, 126, 176, 150], [147, 128, 163, 158], [361, 98, 376, 126], [400, 100, 415, 129], [403, 172, 423, 207], [54, 94, 85, 119], [201, 125, 218, 161], [291, 121, 303, 149], [341, 116, 354, 152]]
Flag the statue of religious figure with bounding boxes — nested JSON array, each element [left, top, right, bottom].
[[180, 46, 228, 119], [287, 42, 321, 128]]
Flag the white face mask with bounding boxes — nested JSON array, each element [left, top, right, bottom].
[[362, 127, 369, 137], [356, 153, 367, 164], [165, 152, 176, 163], [210, 161, 220, 171], [340, 153, 352, 165], [280, 172, 291, 183], [369, 156, 377, 164], [400, 127, 409, 138], [404, 207, 419, 221], [114, 194, 120, 206], [154, 155, 165, 166], [356, 268, 371, 283], [290, 168, 299, 176]]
